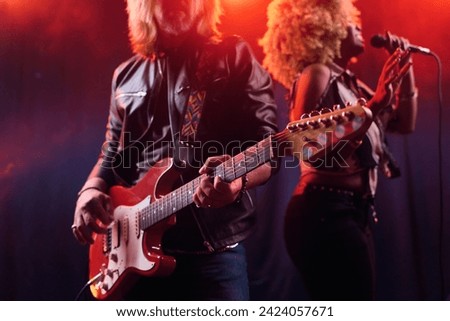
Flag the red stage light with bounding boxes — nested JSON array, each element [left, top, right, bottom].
[[222, 0, 261, 8]]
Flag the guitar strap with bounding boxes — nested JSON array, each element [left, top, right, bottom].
[[180, 89, 206, 143], [165, 44, 228, 253], [166, 46, 208, 172]]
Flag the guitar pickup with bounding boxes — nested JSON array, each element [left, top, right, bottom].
[[103, 229, 112, 254], [111, 221, 121, 249], [123, 216, 129, 244]]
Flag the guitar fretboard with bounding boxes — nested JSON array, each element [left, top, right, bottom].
[[139, 136, 274, 230], [137, 102, 371, 230]]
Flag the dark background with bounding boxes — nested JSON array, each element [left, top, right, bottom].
[[1, 0, 449, 300]]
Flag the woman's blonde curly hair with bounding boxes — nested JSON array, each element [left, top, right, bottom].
[[259, 0, 361, 88], [126, 0, 223, 57]]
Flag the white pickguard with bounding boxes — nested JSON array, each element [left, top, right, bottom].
[[93, 196, 156, 295]]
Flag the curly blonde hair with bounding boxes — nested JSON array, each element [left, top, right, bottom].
[[126, 0, 223, 56], [259, 0, 361, 88]]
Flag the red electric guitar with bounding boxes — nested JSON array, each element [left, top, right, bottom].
[[88, 99, 372, 299]]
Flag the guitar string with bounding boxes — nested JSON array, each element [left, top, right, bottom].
[[138, 107, 366, 229], [138, 137, 275, 229], [139, 130, 316, 228], [138, 131, 297, 229]]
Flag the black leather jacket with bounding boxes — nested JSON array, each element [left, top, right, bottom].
[[91, 35, 278, 253]]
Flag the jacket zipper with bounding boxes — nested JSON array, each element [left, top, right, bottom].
[[115, 91, 147, 99]]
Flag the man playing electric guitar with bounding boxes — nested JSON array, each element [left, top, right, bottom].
[[72, 0, 278, 300]]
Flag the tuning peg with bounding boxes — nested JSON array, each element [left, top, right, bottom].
[[287, 122, 307, 131], [306, 120, 320, 129], [357, 97, 367, 106], [332, 104, 341, 110], [287, 120, 309, 132], [296, 122, 309, 131], [309, 110, 320, 117], [320, 108, 332, 114], [331, 114, 345, 123], [345, 101, 352, 107], [300, 113, 309, 119], [287, 123, 296, 131], [343, 111, 355, 121], [319, 117, 333, 127]]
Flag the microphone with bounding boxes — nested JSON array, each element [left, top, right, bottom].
[[370, 34, 431, 55]]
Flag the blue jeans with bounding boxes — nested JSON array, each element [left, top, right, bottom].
[[124, 244, 249, 300]]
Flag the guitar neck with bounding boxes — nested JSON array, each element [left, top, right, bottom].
[[139, 136, 275, 230], [136, 102, 372, 231], [213, 136, 274, 183]]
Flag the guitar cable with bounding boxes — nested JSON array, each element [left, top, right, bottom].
[[74, 272, 103, 301]]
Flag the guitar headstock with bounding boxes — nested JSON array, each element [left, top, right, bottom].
[[283, 98, 373, 161]]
